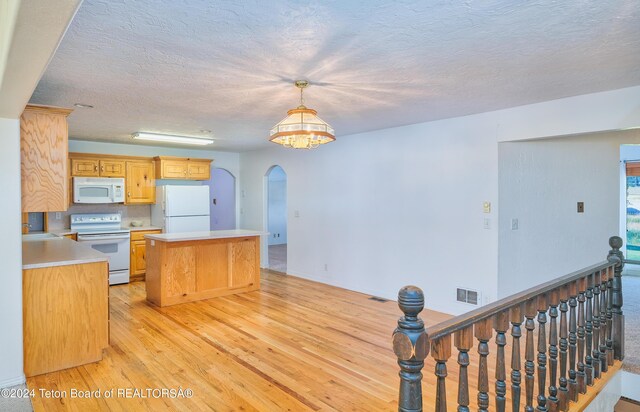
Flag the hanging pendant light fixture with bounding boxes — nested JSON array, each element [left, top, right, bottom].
[[269, 80, 335, 149]]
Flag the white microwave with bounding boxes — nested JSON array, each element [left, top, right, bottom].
[[73, 177, 125, 204]]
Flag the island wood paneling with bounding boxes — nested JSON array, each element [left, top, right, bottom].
[[23, 261, 109, 377], [20, 105, 72, 212], [146, 236, 260, 307]]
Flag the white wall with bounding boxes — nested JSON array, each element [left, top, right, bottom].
[[0, 117, 24, 387], [241, 116, 500, 316], [240, 86, 640, 316], [267, 166, 287, 245], [498, 130, 640, 297]]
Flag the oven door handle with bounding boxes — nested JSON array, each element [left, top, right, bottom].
[[77, 234, 130, 241]]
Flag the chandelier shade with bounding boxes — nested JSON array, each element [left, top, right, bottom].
[[269, 80, 335, 149]]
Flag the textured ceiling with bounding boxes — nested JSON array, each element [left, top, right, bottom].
[[30, 0, 640, 151]]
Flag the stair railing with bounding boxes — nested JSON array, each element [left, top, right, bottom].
[[393, 236, 625, 412]]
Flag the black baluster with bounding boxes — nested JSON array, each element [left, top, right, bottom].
[[568, 282, 578, 402], [577, 277, 586, 394], [592, 271, 601, 380], [599, 270, 608, 374], [393, 286, 429, 412], [455, 326, 473, 412], [558, 286, 569, 411], [585, 273, 594, 386], [511, 305, 524, 412], [607, 236, 625, 361], [548, 289, 560, 412]]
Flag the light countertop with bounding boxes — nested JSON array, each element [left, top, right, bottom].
[[145, 229, 267, 243], [49, 228, 77, 236], [23, 237, 108, 270], [129, 226, 162, 232]]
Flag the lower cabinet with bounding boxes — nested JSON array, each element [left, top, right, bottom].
[[130, 229, 162, 281], [23, 261, 109, 377]]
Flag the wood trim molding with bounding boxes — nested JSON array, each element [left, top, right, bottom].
[[69, 152, 154, 162], [24, 104, 73, 117]]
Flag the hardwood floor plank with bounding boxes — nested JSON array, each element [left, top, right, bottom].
[[25, 271, 618, 411]]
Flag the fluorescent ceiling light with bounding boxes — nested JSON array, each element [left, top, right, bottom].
[[132, 132, 214, 146]]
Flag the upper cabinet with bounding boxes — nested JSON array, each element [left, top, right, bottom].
[[125, 161, 155, 204], [21, 105, 73, 212], [71, 157, 126, 177], [154, 156, 212, 180]]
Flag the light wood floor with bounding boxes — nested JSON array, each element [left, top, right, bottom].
[[26, 271, 621, 411], [268, 244, 287, 273], [27, 271, 451, 411]]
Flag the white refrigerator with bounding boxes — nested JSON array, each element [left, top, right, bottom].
[[151, 185, 211, 233]]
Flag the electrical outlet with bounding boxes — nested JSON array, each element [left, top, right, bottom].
[[324, 264, 328, 271], [483, 218, 490, 229], [511, 218, 519, 230], [294, 210, 300, 218], [483, 201, 491, 213], [55, 212, 62, 220]]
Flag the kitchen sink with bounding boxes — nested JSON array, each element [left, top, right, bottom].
[[22, 233, 62, 241]]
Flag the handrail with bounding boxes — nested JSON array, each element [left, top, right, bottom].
[[428, 260, 613, 340], [392, 236, 626, 412]]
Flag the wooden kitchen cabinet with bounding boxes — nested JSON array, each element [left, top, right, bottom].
[[125, 161, 156, 204], [154, 156, 212, 180], [130, 229, 162, 281], [71, 157, 126, 177], [99, 159, 126, 177], [23, 261, 109, 377], [70, 158, 100, 177], [21, 105, 73, 212]]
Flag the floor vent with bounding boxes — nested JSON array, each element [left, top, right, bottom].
[[457, 288, 479, 305], [369, 296, 389, 303]]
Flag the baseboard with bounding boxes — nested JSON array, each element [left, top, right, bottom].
[[0, 374, 26, 389]]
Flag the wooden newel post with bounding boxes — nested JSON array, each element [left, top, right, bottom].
[[393, 286, 430, 412], [607, 236, 625, 360]]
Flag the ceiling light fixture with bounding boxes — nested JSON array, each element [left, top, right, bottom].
[[270, 80, 335, 149], [73, 103, 94, 109], [132, 132, 214, 146]]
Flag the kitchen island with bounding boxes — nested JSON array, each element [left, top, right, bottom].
[[145, 229, 267, 307], [22, 237, 109, 377]]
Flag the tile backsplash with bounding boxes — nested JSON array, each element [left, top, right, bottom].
[[47, 204, 152, 230]]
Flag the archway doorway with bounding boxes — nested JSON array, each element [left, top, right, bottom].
[[266, 165, 287, 272], [206, 168, 236, 230]]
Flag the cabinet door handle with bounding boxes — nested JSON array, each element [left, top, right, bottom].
[[101, 165, 104, 172], [127, 192, 131, 197], [94, 165, 98, 171]]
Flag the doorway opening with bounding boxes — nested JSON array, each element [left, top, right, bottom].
[[206, 168, 236, 230], [266, 165, 287, 273]]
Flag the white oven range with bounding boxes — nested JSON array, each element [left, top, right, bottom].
[[71, 213, 131, 285]]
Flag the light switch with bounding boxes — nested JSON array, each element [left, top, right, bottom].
[[511, 218, 519, 230], [483, 218, 491, 229], [483, 202, 491, 213], [294, 210, 300, 218], [577, 202, 584, 213]]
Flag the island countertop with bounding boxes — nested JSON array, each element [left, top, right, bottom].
[[23, 237, 108, 269], [145, 229, 267, 243]]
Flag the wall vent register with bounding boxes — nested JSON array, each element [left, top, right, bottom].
[[456, 288, 479, 305]]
